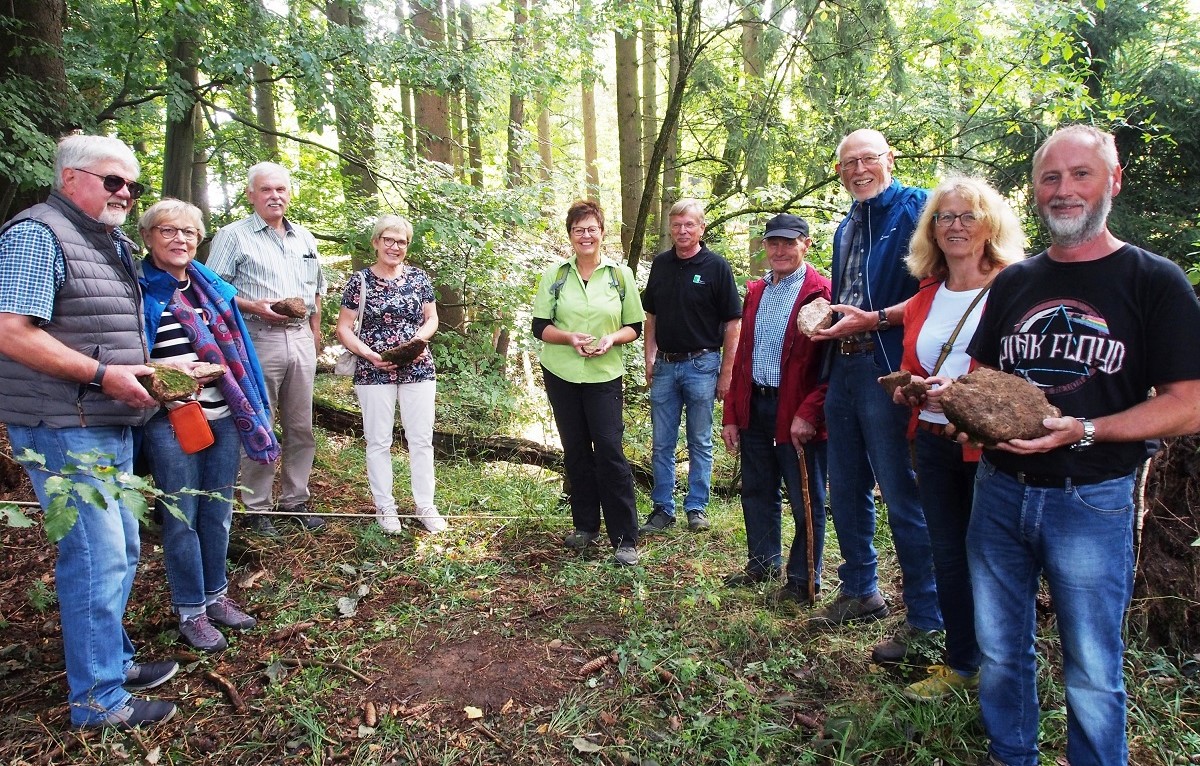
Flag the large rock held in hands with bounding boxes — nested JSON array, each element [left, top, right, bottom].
[[271, 297, 307, 318], [139, 363, 202, 403], [940, 368, 1060, 445], [797, 297, 834, 337], [381, 338, 428, 367], [879, 370, 930, 401]]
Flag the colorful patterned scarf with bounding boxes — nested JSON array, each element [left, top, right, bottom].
[[168, 265, 280, 464]]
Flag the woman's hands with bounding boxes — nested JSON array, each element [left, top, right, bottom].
[[565, 331, 617, 357]]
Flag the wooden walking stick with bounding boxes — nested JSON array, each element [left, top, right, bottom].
[[796, 444, 816, 604]]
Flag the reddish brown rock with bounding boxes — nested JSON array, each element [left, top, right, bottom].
[[940, 368, 1060, 445], [797, 297, 834, 337], [271, 297, 307, 318], [879, 370, 931, 401], [139, 363, 201, 403], [381, 338, 429, 367]]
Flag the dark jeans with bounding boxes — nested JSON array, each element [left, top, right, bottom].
[[914, 428, 980, 674], [740, 392, 828, 591], [543, 367, 638, 547]]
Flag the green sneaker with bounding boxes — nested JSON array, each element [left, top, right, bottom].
[[903, 665, 979, 701]]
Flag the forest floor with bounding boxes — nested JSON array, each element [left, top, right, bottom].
[[0, 420, 1197, 765]]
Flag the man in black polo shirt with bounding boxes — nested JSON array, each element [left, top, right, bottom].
[[640, 198, 742, 533]]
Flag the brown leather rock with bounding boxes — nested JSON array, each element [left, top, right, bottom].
[[797, 297, 834, 337], [270, 297, 307, 318], [940, 368, 1060, 445]]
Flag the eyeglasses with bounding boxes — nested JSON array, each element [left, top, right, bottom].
[[838, 151, 889, 171], [73, 168, 145, 199], [933, 212, 979, 228], [570, 226, 601, 237], [379, 236, 409, 249], [152, 225, 200, 242]]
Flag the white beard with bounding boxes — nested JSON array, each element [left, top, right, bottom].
[[1042, 182, 1113, 248], [98, 207, 129, 228]]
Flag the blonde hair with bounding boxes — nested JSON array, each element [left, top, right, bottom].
[[667, 198, 706, 225], [906, 176, 1025, 281], [138, 198, 206, 241], [372, 214, 414, 243]]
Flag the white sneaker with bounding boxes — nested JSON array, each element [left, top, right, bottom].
[[416, 506, 448, 533], [376, 510, 403, 535]]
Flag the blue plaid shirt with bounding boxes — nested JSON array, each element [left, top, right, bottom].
[[750, 264, 806, 387], [0, 220, 68, 323]]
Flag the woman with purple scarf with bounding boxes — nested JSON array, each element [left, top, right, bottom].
[[138, 199, 279, 653]]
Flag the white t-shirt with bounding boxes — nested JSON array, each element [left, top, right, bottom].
[[915, 283, 985, 425]]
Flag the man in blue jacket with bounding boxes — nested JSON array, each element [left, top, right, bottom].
[[811, 130, 942, 662]]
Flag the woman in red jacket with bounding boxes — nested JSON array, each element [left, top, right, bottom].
[[887, 176, 1024, 699]]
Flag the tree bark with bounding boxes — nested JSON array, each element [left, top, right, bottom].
[[394, 0, 418, 162], [252, 0, 280, 161], [506, 0, 529, 189], [657, 25, 681, 253], [614, 4, 643, 258], [326, 0, 379, 212], [579, 0, 600, 199], [459, 4, 484, 188], [641, 21, 660, 241], [162, 30, 199, 201]]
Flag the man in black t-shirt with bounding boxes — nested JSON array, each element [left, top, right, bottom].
[[640, 199, 742, 534], [955, 126, 1200, 766]]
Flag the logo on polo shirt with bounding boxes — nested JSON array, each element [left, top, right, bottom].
[[693, 275, 705, 285]]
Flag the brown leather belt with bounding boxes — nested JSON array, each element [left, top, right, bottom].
[[657, 348, 719, 363], [838, 339, 875, 355]]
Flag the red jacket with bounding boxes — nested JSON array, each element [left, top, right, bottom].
[[901, 277, 982, 462], [723, 266, 830, 444]]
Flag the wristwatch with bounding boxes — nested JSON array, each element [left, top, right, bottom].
[[1071, 418, 1096, 450], [88, 363, 107, 391], [877, 309, 890, 332]]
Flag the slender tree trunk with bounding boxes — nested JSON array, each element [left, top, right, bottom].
[[162, 31, 199, 201], [445, 0, 464, 172], [742, 2, 767, 275], [190, 106, 210, 226], [326, 0, 379, 215], [395, 0, 418, 162], [641, 21, 660, 241], [579, 0, 600, 199], [460, 4, 483, 188], [614, 3, 643, 257], [537, 107, 553, 198], [657, 22, 681, 253], [506, 0, 529, 189]]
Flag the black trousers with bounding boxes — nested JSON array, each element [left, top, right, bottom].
[[542, 367, 639, 547]]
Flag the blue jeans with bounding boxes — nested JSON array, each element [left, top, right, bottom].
[[739, 393, 828, 591], [914, 429, 979, 674], [143, 412, 240, 616], [824, 353, 941, 629], [968, 459, 1135, 766], [649, 351, 719, 516], [7, 424, 138, 726]]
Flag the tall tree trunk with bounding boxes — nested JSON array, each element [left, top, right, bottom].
[[251, 0, 279, 161], [506, 0, 529, 189], [395, 0, 418, 162], [537, 107, 553, 202], [162, 30, 199, 201], [579, 0, 600, 199], [445, 0, 464, 172], [190, 106, 210, 227], [641, 21, 660, 242], [742, 2, 768, 275], [657, 24, 681, 253], [410, 0, 463, 330], [326, 0, 379, 216], [0, 0, 80, 219], [459, 4, 483, 188], [614, 4, 643, 258]]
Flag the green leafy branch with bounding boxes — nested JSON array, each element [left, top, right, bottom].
[[0, 448, 225, 543]]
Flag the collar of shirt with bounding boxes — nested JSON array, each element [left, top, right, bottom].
[[765, 263, 806, 289], [250, 211, 295, 236]]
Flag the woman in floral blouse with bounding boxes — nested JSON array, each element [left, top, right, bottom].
[[335, 215, 446, 534]]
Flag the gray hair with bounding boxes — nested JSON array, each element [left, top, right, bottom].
[[372, 214, 414, 243], [668, 198, 706, 225], [247, 161, 291, 190], [138, 198, 206, 242], [1032, 125, 1120, 176], [54, 135, 139, 191]]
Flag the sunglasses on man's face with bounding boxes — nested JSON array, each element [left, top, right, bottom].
[[73, 167, 146, 199]]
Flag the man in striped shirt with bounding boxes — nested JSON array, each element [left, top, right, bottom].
[[208, 162, 326, 535]]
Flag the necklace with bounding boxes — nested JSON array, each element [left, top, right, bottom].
[[177, 276, 191, 292]]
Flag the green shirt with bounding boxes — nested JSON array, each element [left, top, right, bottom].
[[532, 255, 645, 384]]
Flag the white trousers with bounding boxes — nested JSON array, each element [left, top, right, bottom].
[[355, 380, 437, 513]]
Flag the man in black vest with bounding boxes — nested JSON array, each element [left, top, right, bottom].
[[0, 135, 178, 728]]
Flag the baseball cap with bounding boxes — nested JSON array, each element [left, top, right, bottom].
[[763, 213, 809, 239]]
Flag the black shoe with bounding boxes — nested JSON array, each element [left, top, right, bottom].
[[638, 508, 676, 534], [93, 697, 178, 729], [283, 503, 326, 531], [563, 529, 601, 550], [123, 660, 180, 691], [722, 569, 779, 588], [246, 513, 280, 537], [686, 510, 711, 532]]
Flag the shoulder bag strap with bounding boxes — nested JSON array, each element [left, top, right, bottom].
[[353, 269, 368, 339], [929, 283, 991, 377]]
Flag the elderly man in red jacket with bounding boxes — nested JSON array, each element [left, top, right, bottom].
[[721, 214, 830, 606]]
